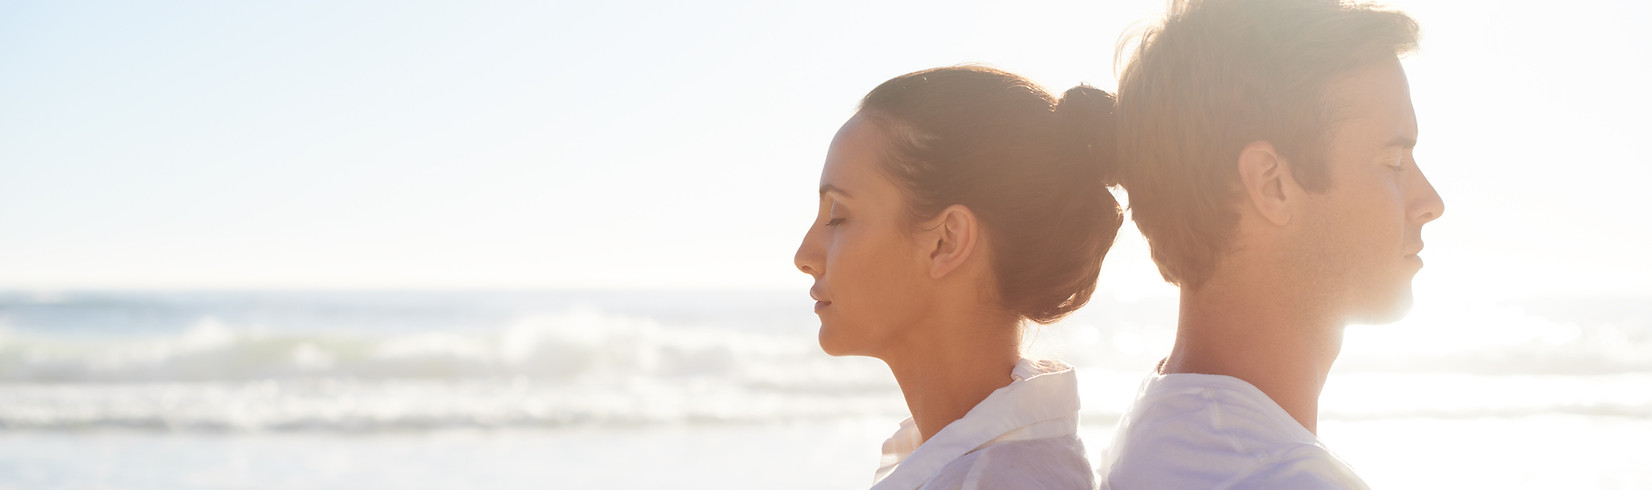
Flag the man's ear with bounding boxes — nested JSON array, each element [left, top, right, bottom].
[[1236, 141, 1298, 227], [921, 204, 980, 280]]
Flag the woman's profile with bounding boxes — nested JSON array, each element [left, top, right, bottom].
[[794, 66, 1124, 489]]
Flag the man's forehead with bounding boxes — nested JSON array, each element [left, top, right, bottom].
[[1325, 58, 1417, 144]]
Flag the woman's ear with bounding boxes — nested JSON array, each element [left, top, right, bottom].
[[922, 204, 980, 279]]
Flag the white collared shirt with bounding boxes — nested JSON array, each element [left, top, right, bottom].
[[1097, 372, 1369, 490], [870, 358, 1095, 490]]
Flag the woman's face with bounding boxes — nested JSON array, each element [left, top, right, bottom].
[[794, 115, 934, 358]]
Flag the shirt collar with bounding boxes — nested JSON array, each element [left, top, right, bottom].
[[870, 358, 1081, 489]]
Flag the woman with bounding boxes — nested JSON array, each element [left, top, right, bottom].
[[794, 66, 1123, 489]]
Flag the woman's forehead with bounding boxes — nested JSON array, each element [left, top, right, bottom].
[[820, 116, 895, 200]]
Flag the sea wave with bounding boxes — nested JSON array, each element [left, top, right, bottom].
[[0, 309, 861, 385], [0, 378, 906, 431], [1, 372, 1645, 432], [0, 291, 1648, 432], [3, 303, 1650, 386]]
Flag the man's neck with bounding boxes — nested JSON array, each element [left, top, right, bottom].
[[1159, 275, 1345, 434]]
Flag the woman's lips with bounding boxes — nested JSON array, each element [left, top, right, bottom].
[[809, 288, 830, 311]]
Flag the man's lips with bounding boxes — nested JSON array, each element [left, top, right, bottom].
[[1404, 241, 1425, 258]]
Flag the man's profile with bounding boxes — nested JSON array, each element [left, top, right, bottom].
[[1097, 0, 1445, 487]]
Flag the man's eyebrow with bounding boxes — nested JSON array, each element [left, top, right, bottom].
[[1387, 136, 1418, 149], [819, 184, 852, 199]]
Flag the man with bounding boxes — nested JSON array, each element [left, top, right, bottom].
[[1097, 0, 1444, 488]]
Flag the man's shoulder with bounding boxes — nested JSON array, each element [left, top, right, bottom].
[[1119, 373, 1307, 443], [1103, 423, 1361, 489], [1099, 374, 1364, 489]]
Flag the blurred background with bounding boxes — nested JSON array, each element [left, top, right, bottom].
[[2, 0, 1649, 488]]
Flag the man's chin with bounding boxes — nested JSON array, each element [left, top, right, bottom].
[[1349, 287, 1415, 325]]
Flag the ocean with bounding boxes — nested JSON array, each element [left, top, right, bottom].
[[0, 290, 1647, 489]]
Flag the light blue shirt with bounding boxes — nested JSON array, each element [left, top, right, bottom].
[[1098, 372, 1369, 490]]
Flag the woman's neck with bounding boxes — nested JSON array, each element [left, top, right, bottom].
[[882, 314, 1020, 443]]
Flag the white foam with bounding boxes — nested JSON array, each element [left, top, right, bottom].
[[0, 292, 1646, 431], [0, 309, 835, 384]]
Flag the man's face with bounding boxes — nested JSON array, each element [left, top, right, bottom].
[[1294, 56, 1445, 324]]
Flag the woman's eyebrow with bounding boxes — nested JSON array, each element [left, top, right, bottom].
[[819, 184, 853, 199]]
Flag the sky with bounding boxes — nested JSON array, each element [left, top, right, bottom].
[[1, 0, 1649, 301]]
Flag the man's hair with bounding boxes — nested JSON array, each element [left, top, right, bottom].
[[1116, 0, 1419, 288]]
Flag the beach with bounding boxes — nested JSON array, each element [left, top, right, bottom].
[[0, 290, 1647, 488], [3, 416, 1648, 489]]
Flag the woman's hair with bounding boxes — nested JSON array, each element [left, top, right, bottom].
[[858, 65, 1123, 324]]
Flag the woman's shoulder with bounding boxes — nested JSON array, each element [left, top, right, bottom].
[[921, 435, 1097, 490]]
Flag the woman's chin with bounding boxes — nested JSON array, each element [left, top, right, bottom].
[[817, 329, 847, 356], [816, 325, 860, 357]]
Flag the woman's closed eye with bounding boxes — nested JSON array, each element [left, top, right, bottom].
[[824, 201, 846, 227]]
